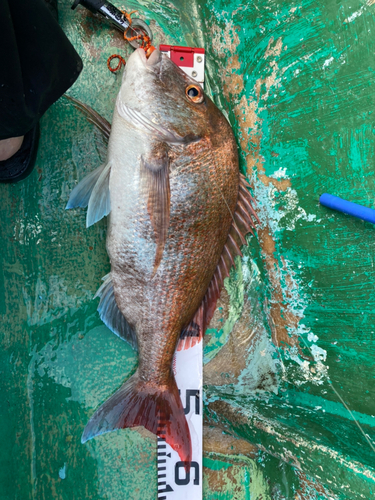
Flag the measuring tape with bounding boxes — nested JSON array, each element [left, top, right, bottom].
[[157, 45, 205, 500], [157, 342, 203, 500]]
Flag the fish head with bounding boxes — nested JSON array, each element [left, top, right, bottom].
[[117, 48, 229, 145]]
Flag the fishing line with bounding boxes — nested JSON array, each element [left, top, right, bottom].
[[329, 382, 375, 453], [296, 332, 375, 454]]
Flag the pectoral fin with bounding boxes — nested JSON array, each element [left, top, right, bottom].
[[66, 163, 106, 210], [66, 161, 111, 227], [65, 95, 112, 226], [86, 161, 112, 227], [141, 143, 170, 274]]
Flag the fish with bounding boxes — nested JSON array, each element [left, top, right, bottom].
[[66, 47, 259, 466]]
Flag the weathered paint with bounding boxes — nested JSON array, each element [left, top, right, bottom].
[[1, 0, 375, 498]]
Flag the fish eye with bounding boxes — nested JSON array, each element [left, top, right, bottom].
[[185, 85, 204, 104]]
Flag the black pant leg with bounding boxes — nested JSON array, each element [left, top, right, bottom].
[[0, 0, 82, 139]]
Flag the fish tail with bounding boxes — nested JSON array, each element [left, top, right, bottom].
[[81, 370, 192, 468]]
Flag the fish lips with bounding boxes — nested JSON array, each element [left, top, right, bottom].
[[134, 47, 162, 73]]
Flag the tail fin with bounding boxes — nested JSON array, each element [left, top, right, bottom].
[[81, 371, 192, 466]]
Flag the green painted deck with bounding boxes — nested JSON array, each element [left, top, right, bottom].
[[1, 0, 375, 498]]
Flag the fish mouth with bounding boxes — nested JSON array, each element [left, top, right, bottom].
[[135, 48, 162, 70]]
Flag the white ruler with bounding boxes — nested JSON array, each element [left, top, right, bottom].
[[157, 342, 203, 500]]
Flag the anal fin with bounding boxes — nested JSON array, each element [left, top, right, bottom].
[[95, 273, 138, 350], [178, 173, 258, 351]]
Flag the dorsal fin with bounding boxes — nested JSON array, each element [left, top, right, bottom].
[[64, 94, 111, 142], [177, 173, 258, 351]]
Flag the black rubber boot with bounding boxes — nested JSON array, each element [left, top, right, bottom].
[[0, 0, 59, 183], [0, 125, 40, 183]]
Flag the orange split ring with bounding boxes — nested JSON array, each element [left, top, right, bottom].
[[107, 54, 126, 73]]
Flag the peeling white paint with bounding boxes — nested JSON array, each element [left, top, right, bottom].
[[308, 332, 319, 343], [344, 0, 375, 23], [322, 56, 334, 69], [14, 215, 43, 245], [254, 181, 317, 232], [264, 37, 283, 59], [269, 167, 288, 179], [311, 344, 327, 362]]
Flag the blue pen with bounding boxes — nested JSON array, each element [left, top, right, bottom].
[[319, 193, 375, 224]]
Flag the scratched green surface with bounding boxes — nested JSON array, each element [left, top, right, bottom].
[[1, 0, 375, 498]]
